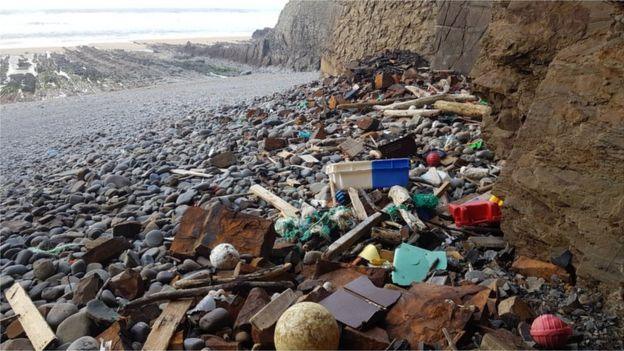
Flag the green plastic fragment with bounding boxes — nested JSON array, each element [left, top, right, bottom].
[[479, 98, 489, 105], [391, 243, 447, 285], [469, 139, 484, 150], [274, 206, 353, 242], [412, 193, 439, 210]]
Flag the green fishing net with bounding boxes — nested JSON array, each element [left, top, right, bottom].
[[275, 206, 354, 242], [412, 193, 439, 210]]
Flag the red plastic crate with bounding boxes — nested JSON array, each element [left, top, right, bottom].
[[448, 200, 501, 227]]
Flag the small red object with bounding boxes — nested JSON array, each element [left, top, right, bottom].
[[530, 314, 573, 348], [448, 200, 501, 227], [426, 151, 441, 167]]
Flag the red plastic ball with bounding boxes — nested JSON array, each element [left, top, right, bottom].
[[530, 314, 572, 348], [426, 151, 441, 167]]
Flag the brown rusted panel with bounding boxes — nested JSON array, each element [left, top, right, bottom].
[[96, 321, 129, 351], [378, 134, 417, 158], [110, 269, 145, 300], [170, 204, 275, 259], [234, 288, 270, 332], [341, 326, 390, 350], [385, 283, 488, 347]]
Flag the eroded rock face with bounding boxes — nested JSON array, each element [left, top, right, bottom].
[[471, 1, 624, 284]]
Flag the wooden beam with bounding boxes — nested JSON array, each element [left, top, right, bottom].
[[4, 283, 56, 351], [382, 109, 440, 118], [171, 169, 212, 178], [322, 212, 383, 260], [348, 188, 368, 221], [142, 299, 193, 351], [374, 94, 447, 111], [432, 100, 491, 119], [249, 184, 299, 218]]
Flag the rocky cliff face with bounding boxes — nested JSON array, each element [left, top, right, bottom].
[[189, 1, 340, 71], [471, 1, 624, 284], [321, 0, 438, 75]]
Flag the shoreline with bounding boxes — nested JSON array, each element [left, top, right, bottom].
[[0, 36, 250, 55]]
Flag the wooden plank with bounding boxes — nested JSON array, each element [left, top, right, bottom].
[[4, 283, 56, 351], [171, 169, 212, 178], [250, 288, 298, 332], [432, 100, 491, 119], [142, 299, 193, 351], [96, 321, 126, 351], [323, 212, 383, 260], [382, 109, 440, 118], [348, 187, 368, 221], [374, 94, 447, 111], [434, 180, 451, 197], [338, 138, 364, 158], [249, 184, 299, 218]]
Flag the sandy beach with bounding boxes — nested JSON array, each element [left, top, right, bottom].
[[0, 36, 249, 55]]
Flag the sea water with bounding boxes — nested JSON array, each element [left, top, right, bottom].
[[0, 0, 285, 49]]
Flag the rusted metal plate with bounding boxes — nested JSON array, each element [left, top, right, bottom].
[[170, 204, 275, 259], [341, 326, 390, 350], [344, 276, 401, 308], [385, 283, 489, 347], [234, 287, 270, 332], [378, 134, 417, 158], [319, 288, 380, 329], [319, 276, 401, 329]]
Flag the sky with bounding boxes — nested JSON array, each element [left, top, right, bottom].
[[0, 0, 288, 11]]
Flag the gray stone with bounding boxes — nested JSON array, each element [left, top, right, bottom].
[[67, 336, 99, 351], [103, 175, 130, 188], [176, 189, 197, 205], [303, 251, 323, 265], [199, 307, 230, 332], [130, 321, 150, 343], [144, 230, 163, 247], [15, 250, 33, 265], [3, 264, 29, 277], [33, 259, 56, 280], [56, 310, 92, 344], [156, 271, 174, 284], [46, 302, 78, 329], [184, 338, 205, 350], [86, 299, 119, 324]]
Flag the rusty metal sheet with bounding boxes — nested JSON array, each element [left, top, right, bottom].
[[344, 276, 401, 308], [385, 283, 489, 347], [319, 288, 380, 329], [170, 204, 275, 259], [378, 134, 417, 158]]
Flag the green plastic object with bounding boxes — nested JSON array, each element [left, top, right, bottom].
[[391, 243, 447, 285], [412, 193, 439, 209], [469, 139, 484, 150]]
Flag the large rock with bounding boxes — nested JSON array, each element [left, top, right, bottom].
[[67, 336, 99, 351], [471, 1, 624, 284], [46, 302, 78, 329], [56, 310, 93, 344]]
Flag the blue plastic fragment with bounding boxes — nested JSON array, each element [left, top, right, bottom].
[[371, 158, 410, 189]]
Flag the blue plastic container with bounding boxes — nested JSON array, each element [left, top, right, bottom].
[[372, 158, 410, 188]]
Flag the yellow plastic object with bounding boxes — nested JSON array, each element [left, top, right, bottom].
[[489, 195, 504, 207], [358, 244, 381, 262]]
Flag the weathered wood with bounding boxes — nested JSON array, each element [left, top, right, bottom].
[[322, 212, 383, 260], [374, 94, 447, 111], [96, 321, 127, 351], [141, 299, 193, 351], [382, 109, 440, 118], [250, 288, 299, 344], [249, 184, 299, 218], [171, 169, 212, 178], [170, 204, 276, 258], [348, 188, 368, 221], [433, 100, 491, 119], [125, 281, 295, 308], [173, 263, 292, 289], [434, 180, 452, 198], [4, 283, 56, 351], [338, 138, 364, 158]]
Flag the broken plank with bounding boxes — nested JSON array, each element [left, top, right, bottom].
[[434, 180, 451, 197], [374, 94, 447, 111], [432, 100, 491, 119], [323, 212, 383, 260], [338, 138, 364, 158], [348, 187, 368, 221], [96, 321, 127, 351], [5, 283, 56, 351], [382, 109, 440, 118], [249, 184, 299, 218], [388, 186, 427, 231], [171, 169, 212, 178], [142, 299, 193, 351]]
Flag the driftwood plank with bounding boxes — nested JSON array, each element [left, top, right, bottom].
[[141, 299, 193, 351], [5, 283, 56, 351], [323, 212, 383, 260], [249, 184, 299, 217], [348, 187, 368, 221]]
